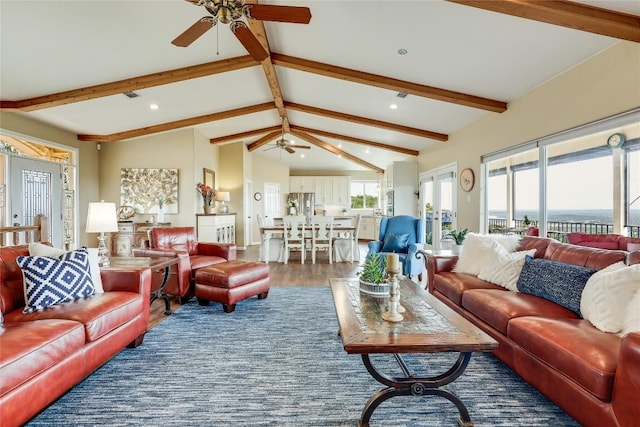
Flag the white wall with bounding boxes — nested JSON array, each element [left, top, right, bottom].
[[417, 41, 640, 232]]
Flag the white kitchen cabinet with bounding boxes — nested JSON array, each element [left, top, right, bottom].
[[331, 176, 351, 205], [289, 176, 315, 193], [314, 177, 333, 204], [196, 214, 236, 243]]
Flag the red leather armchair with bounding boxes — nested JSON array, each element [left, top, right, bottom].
[[138, 227, 236, 303]]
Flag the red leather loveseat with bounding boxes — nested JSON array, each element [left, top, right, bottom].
[[567, 232, 640, 251], [423, 236, 640, 427], [136, 227, 236, 303], [0, 245, 151, 426]]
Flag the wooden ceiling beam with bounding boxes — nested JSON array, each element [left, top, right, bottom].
[[290, 125, 419, 156], [246, 0, 289, 131], [285, 101, 448, 141], [78, 102, 274, 142], [1, 56, 258, 112], [289, 129, 384, 174], [246, 130, 282, 151], [272, 53, 507, 113], [448, 0, 640, 43], [209, 125, 282, 144]]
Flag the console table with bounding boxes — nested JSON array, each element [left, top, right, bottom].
[[111, 221, 171, 257]]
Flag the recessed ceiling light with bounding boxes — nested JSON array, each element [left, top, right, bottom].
[[389, 104, 398, 110], [300, 154, 305, 158], [365, 148, 370, 154], [397, 48, 408, 55], [149, 104, 159, 110], [338, 144, 342, 148]]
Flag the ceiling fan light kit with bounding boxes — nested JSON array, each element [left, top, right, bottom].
[[174, 0, 311, 61]]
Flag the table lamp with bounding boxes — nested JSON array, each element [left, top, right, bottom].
[[86, 201, 118, 267], [216, 191, 230, 214]]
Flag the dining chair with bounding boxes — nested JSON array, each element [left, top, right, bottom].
[[283, 215, 307, 264], [311, 215, 334, 264], [257, 214, 285, 263], [334, 214, 361, 262]]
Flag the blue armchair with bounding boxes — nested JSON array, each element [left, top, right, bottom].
[[367, 215, 425, 278]]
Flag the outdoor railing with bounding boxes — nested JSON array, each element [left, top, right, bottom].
[[488, 218, 640, 242]]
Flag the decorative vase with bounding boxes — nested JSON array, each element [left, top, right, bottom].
[[157, 208, 165, 223], [204, 205, 213, 214], [289, 206, 296, 215], [452, 244, 464, 255]]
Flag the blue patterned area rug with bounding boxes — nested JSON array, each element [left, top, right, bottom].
[[28, 286, 580, 427]]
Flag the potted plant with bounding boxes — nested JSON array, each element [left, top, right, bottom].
[[523, 215, 531, 228], [444, 228, 469, 254], [357, 254, 388, 295]]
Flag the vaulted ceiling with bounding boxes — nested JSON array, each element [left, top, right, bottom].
[[1, 1, 639, 172]]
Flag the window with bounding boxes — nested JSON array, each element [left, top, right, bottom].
[[482, 109, 640, 240], [626, 143, 640, 233], [350, 181, 379, 209]]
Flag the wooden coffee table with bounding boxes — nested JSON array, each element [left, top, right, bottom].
[[330, 278, 498, 427]]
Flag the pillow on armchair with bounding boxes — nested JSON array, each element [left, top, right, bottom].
[[381, 233, 410, 253]]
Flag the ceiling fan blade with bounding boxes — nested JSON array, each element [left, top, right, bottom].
[[285, 147, 296, 154], [230, 21, 269, 62], [172, 18, 214, 47], [245, 4, 312, 24], [293, 145, 311, 149]]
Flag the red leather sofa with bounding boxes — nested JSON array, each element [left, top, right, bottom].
[[0, 245, 151, 427], [424, 236, 640, 427], [137, 227, 236, 302], [566, 232, 640, 251]]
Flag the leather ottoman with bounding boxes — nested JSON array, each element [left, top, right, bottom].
[[194, 260, 270, 313]]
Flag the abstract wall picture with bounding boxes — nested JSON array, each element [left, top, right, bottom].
[[120, 168, 178, 214]]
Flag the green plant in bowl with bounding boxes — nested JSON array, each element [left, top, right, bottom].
[[445, 228, 469, 245], [357, 254, 386, 284]]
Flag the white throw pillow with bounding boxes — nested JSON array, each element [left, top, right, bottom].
[[29, 242, 104, 293], [580, 262, 640, 333], [622, 290, 640, 336], [483, 233, 522, 253], [453, 234, 504, 276], [87, 248, 105, 293], [29, 242, 66, 257], [478, 245, 536, 291]]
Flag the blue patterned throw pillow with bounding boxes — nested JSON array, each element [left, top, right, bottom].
[[516, 256, 597, 317], [18, 247, 95, 314], [381, 233, 410, 253]]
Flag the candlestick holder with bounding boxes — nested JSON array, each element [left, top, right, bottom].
[[382, 267, 403, 322]]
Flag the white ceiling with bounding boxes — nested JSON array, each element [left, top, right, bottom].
[[1, 0, 637, 172]]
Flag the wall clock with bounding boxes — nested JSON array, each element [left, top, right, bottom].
[[253, 192, 262, 201], [607, 132, 626, 149], [460, 168, 475, 192]]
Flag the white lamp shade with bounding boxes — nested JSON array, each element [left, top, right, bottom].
[[86, 202, 119, 233], [215, 192, 230, 202]]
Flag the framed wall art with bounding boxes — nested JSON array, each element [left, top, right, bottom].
[[120, 168, 179, 214]]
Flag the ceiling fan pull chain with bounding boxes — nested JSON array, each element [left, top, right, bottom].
[[216, 23, 220, 55]]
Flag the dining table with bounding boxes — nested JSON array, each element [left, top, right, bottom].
[[261, 223, 358, 263]]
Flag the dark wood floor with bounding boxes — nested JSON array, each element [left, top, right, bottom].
[[148, 243, 369, 329]]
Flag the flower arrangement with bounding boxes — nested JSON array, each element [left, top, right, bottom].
[[158, 194, 165, 210], [196, 182, 216, 206], [287, 197, 299, 209]]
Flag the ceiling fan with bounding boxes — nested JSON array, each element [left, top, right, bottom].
[[172, 0, 312, 61], [265, 119, 311, 154]]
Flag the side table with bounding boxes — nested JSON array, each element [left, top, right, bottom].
[[106, 256, 179, 315]]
